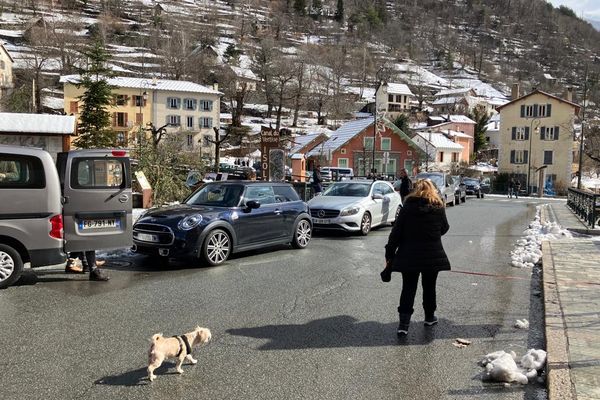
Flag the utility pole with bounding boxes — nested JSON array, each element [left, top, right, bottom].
[[577, 65, 588, 189]]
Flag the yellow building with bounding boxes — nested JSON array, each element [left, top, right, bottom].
[[60, 75, 222, 158], [497, 90, 580, 195], [0, 43, 15, 107]]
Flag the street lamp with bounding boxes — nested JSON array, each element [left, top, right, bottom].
[[526, 117, 540, 195]]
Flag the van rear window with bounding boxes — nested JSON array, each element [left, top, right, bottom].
[[0, 154, 45, 189], [71, 158, 125, 189]]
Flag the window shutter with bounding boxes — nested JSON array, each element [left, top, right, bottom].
[[112, 113, 117, 127], [166, 115, 170, 125], [510, 150, 515, 164], [176, 98, 181, 109], [511, 127, 516, 140], [131, 96, 136, 107], [525, 127, 530, 140], [524, 150, 529, 164], [533, 104, 538, 117], [124, 113, 128, 126], [166, 97, 171, 107], [540, 127, 545, 140], [520, 105, 525, 117], [555, 126, 559, 140], [546, 103, 551, 117], [208, 117, 213, 128], [193, 99, 197, 109], [208, 100, 213, 111]]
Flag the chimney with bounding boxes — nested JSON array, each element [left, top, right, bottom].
[[566, 87, 573, 102], [213, 83, 219, 91], [511, 83, 520, 100]]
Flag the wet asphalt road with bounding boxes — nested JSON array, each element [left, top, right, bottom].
[[0, 196, 557, 400]]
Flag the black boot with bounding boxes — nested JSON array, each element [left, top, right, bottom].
[[90, 268, 109, 281], [397, 313, 411, 336], [424, 312, 438, 326]]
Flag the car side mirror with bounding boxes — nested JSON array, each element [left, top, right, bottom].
[[372, 193, 384, 200], [245, 200, 260, 210]]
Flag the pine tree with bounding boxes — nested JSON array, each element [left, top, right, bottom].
[[335, 0, 344, 23], [470, 108, 491, 156], [74, 39, 116, 149], [294, 0, 306, 16]]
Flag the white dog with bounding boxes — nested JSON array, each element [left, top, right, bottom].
[[147, 326, 212, 382]]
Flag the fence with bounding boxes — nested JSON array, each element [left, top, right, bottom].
[[567, 188, 600, 229]]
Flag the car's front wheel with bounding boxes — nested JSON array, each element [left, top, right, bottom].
[[292, 219, 312, 249], [0, 244, 24, 289], [359, 212, 371, 236], [201, 229, 231, 266]]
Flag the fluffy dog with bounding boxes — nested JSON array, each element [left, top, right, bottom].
[[147, 326, 212, 382]]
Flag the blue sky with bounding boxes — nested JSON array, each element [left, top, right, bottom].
[[547, 0, 600, 20]]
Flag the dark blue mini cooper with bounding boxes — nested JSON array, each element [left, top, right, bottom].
[[132, 181, 312, 265]]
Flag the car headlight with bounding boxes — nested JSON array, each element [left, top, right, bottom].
[[340, 206, 360, 216], [178, 214, 203, 230]]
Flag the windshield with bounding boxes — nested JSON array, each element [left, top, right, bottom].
[[185, 184, 243, 207], [463, 178, 479, 184], [322, 182, 371, 197], [416, 174, 443, 188]]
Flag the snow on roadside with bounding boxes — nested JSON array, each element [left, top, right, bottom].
[[479, 349, 546, 385], [510, 205, 572, 268]]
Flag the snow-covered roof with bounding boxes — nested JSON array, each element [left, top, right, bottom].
[[434, 87, 473, 97], [543, 73, 556, 80], [230, 66, 258, 81], [59, 75, 222, 95], [441, 115, 476, 124], [0, 42, 14, 63], [439, 129, 472, 139], [289, 132, 328, 154], [386, 83, 413, 96], [307, 117, 374, 157], [415, 132, 463, 150], [432, 96, 467, 106], [0, 113, 76, 135]]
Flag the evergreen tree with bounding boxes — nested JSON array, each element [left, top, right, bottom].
[[310, 0, 322, 17], [74, 39, 115, 149], [294, 0, 306, 16], [469, 108, 491, 156], [335, 0, 344, 23]]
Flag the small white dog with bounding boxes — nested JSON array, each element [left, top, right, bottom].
[[147, 326, 212, 382]]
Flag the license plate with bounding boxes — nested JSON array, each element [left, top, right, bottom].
[[80, 219, 119, 230], [136, 233, 159, 242], [313, 218, 330, 224]]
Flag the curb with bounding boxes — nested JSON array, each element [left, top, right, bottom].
[[540, 205, 576, 400]]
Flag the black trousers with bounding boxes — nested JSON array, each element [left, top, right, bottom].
[[71, 251, 96, 269], [398, 271, 439, 315]]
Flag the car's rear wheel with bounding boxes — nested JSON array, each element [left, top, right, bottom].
[[359, 212, 371, 236], [0, 244, 23, 289], [292, 219, 312, 249], [201, 229, 231, 266]]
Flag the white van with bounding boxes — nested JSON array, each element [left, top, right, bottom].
[[320, 167, 354, 181]]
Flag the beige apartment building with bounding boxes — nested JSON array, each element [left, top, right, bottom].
[[0, 43, 14, 106], [497, 89, 580, 195], [375, 82, 414, 120], [60, 75, 222, 158]]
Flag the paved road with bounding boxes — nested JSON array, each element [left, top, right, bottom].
[[0, 196, 553, 399]]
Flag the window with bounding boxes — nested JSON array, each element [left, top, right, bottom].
[[200, 100, 213, 111], [167, 115, 181, 126], [0, 154, 45, 189], [167, 97, 180, 109], [396, 95, 402, 103], [133, 95, 146, 107], [115, 95, 128, 106], [186, 116, 194, 129], [512, 126, 529, 141], [510, 150, 529, 164], [273, 185, 300, 202], [439, 151, 444, 162], [340, 148, 346, 154], [541, 126, 559, 140], [406, 150, 412, 156], [338, 158, 348, 168], [200, 117, 213, 128], [135, 113, 143, 124], [187, 134, 193, 147], [71, 158, 125, 189], [452, 152, 459, 162], [244, 185, 276, 205], [381, 137, 391, 151], [525, 105, 535, 117], [404, 159, 413, 172], [116, 132, 126, 146], [403, 95, 408, 103], [184, 98, 197, 110], [69, 101, 78, 114], [544, 150, 553, 165], [114, 112, 128, 127], [363, 137, 374, 150], [385, 159, 396, 175], [521, 103, 551, 118], [388, 94, 394, 102]]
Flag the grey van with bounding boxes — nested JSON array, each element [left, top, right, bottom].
[[0, 145, 132, 289]]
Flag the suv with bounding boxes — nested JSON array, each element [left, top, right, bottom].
[[320, 167, 354, 181], [0, 145, 132, 289], [415, 172, 456, 206], [132, 181, 312, 265], [463, 177, 486, 198]]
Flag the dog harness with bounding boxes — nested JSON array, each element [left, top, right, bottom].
[[173, 335, 192, 357]]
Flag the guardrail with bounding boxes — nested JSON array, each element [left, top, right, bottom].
[[567, 188, 600, 229]]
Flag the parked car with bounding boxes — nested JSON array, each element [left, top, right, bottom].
[[415, 172, 456, 206], [320, 167, 354, 181], [463, 177, 485, 198], [452, 175, 467, 204], [307, 180, 401, 236], [0, 145, 133, 289], [132, 181, 312, 266]]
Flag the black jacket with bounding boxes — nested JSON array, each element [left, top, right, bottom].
[[385, 197, 451, 273]]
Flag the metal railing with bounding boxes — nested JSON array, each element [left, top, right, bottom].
[[567, 188, 600, 229]]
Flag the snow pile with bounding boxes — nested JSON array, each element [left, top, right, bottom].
[[479, 349, 546, 385], [510, 205, 572, 268], [514, 319, 529, 329]]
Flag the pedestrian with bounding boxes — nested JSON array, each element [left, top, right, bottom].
[[394, 168, 413, 202], [312, 165, 323, 196], [65, 251, 109, 281], [514, 179, 521, 199], [508, 178, 515, 198], [381, 179, 451, 336]]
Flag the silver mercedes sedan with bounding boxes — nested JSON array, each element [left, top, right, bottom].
[[307, 180, 402, 235]]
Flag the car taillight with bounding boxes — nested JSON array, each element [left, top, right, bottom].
[[112, 150, 127, 157], [49, 215, 64, 239]]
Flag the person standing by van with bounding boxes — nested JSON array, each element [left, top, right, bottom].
[[312, 165, 323, 196], [66, 251, 109, 281]]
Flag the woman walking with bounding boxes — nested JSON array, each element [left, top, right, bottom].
[[382, 179, 451, 336]]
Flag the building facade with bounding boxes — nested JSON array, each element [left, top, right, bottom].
[[375, 82, 414, 120], [413, 131, 464, 171], [60, 75, 221, 158], [496, 90, 580, 194], [0, 43, 14, 107]]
